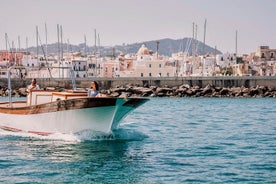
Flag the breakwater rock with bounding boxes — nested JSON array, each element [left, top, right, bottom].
[[1, 84, 276, 98], [103, 84, 276, 98]]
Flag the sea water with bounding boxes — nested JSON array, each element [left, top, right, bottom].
[[0, 97, 275, 183]]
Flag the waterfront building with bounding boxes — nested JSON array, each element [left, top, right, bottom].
[[232, 63, 250, 76], [248, 46, 276, 76], [117, 53, 135, 77], [101, 57, 120, 78], [2, 43, 276, 78], [0, 51, 25, 66], [216, 53, 237, 68], [133, 44, 175, 77], [171, 52, 192, 77], [254, 46, 276, 61]]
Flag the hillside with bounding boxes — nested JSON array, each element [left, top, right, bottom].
[[26, 38, 222, 57]]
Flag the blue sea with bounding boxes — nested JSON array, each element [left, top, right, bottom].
[[0, 97, 275, 183]]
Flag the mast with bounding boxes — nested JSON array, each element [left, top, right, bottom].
[[97, 33, 101, 56], [18, 36, 21, 52], [57, 24, 60, 78], [60, 25, 63, 60], [26, 37, 29, 65], [195, 24, 198, 56], [36, 26, 39, 65], [192, 22, 195, 58], [203, 19, 207, 56], [5, 33, 8, 66], [94, 29, 97, 54], [45, 23, 48, 61], [235, 30, 238, 56], [60, 25, 64, 78], [94, 29, 97, 77], [12, 41, 15, 65], [84, 34, 87, 56]]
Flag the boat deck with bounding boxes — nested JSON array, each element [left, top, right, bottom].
[[0, 101, 27, 108], [0, 90, 88, 108]]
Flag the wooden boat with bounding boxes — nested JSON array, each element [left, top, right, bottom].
[[0, 67, 149, 135]]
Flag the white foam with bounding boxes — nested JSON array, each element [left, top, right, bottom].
[[0, 128, 148, 142]]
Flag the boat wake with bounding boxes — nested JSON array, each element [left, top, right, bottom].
[[0, 128, 148, 143]]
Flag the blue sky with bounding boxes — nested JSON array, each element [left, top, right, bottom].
[[1, 0, 275, 54]]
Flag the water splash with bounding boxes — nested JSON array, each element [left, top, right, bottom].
[[0, 128, 148, 143]]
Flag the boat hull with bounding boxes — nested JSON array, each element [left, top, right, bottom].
[[0, 97, 148, 135]]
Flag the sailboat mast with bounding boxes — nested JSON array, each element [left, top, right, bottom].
[[5, 33, 8, 52], [60, 25, 63, 60], [94, 29, 97, 77], [18, 36, 21, 52], [97, 33, 100, 56], [84, 34, 87, 56], [57, 24, 60, 78], [26, 37, 29, 65], [45, 23, 48, 61], [60, 25, 64, 78], [203, 19, 207, 55], [235, 30, 238, 56], [36, 26, 39, 65], [5, 33, 8, 66]]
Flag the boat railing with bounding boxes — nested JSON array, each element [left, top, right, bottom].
[[7, 66, 77, 107]]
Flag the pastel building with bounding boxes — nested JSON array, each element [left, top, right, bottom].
[[132, 44, 175, 77]]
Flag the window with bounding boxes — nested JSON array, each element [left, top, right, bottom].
[[159, 73, 161, 77], [149, 64, 151, 68], [159, 64, 162, 68], [141, 73, 143, 77], [149, 73, 152, 77], [261, 53, 265, 58], [167, 72, 169, 77]]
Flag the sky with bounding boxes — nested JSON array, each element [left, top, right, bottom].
[[0, 0, 275, 54]]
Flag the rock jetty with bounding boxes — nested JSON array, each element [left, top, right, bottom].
[[1, 84, 276, 98], [103, 84, 276, 98]]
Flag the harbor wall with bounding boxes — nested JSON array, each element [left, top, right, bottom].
[[1, 76, 276, 90]]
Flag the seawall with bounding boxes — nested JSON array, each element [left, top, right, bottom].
[[1, 76, 276, 90]]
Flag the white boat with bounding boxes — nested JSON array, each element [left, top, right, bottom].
[[0, 67, 149, 135]]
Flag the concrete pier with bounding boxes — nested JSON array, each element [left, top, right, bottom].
[[1, 76, 276, 90]]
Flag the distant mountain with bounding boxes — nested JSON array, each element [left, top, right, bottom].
[[26, 38, 222, 57]]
